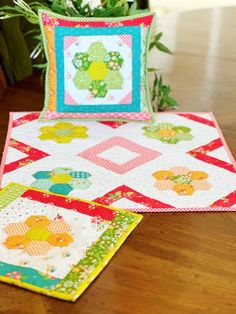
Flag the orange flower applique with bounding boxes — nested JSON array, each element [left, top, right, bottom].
[[152, 166, 212, 196], [3, 215, 73, 256]]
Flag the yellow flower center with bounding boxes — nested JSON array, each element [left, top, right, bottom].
[[157, 129, 176, 138], [88, 61, 108, 80], [50, 173, 72, 184], [56, 129, 72, 137], [25, 228, 51, 241]]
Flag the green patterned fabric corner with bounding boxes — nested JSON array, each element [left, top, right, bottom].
[[54, 211, 138, 294], [0, 183, 28, 210]]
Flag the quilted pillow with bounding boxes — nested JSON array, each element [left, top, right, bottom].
[[39, 10, 156, 122]]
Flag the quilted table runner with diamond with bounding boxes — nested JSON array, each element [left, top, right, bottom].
[[0, 112, 235, 212]]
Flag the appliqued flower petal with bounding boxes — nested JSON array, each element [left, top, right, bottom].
[[192, 180, 212, 190], [4, 235, 29, 249], [5, 222, 29, 236], [49, 184, 73, 195], [39, 126, 57, 134], [25, 215, 50, 228], [32, 171, 51, 179], [52, 167, 73, 174], [25, 241, 52, 256], [70, 179, 92, 190], [54, 122, 75, 130], [189, 171, 209, 180], [152, 170, 173, 180], [70, 171, 91, 179], [173, 184, 194, 196], [48, 220, 71, 234], [155, 180, 175, 190], [47, 233, 73, 247], [31, 179, 53, 190], [169, 167, 190, 175]]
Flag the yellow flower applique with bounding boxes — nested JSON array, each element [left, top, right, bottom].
[[38, 122, 88, 143]]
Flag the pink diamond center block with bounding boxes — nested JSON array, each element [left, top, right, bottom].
[[78, 136, 161, 174]]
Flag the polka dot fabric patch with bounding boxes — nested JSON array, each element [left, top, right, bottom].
[[0, 182, 142, 301], [38, 10, 156, 122]]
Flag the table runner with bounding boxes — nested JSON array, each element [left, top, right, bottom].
[[0, 112, 235, 212]]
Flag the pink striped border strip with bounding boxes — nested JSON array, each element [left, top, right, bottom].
[[43, 110, 151, 121]]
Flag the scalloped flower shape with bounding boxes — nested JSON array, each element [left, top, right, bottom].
[[152, 166, 212, 196], [72, 41, 124, 98], [3, 215, 73, 256], [31, 167, 92, 195], [143, 123, 193, 144], [38, 122, 88, 144]]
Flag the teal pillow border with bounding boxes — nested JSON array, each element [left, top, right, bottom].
[[38, 10, 156, 123], [55, 26, 141, 113]]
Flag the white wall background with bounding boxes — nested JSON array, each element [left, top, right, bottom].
[[149, 0, 236, 15]]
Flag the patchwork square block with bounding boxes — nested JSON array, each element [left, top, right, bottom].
[[0, 182, 142, 301], [39, 10, 156, 121]]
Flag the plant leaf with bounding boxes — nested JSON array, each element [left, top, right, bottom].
[[155, 42, 173, 54], [33, 63, 47, 69], [165, 96, 178, 108], [129, 1, 137, 15], [24, 28, 40, 36], [147, 67, 159, 72], [154, 32, 162, 42]]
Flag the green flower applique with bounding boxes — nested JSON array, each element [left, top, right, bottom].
[[143, 122, 193, 144], [72, 41, 124, 98]]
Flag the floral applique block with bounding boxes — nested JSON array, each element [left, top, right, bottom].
[[143, 122, 193, 144], [0, 183, 142, 301], [39, 10, 155, 121], [72, 42, 124, 98], [152, 166, 212, 196], [4, 215, 73, 256], [31, 167, 92, 195], [38, 122, 88, 143]]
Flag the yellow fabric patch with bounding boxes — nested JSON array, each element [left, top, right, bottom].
[[88, 61, 108, 80], [51, 174, 72, 184], [25, 215, 50, 228], [25, 228, 51, 241]]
